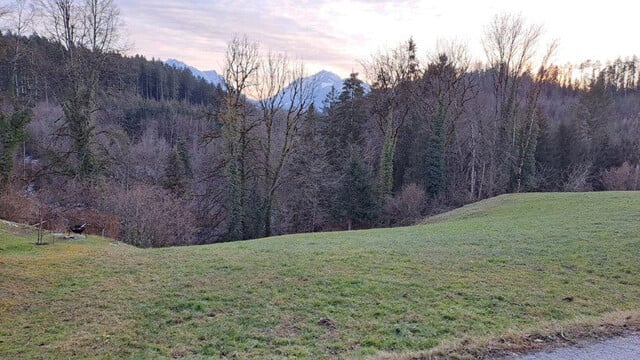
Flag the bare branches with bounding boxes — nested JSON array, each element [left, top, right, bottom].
[[483, 13, 544, 133], [364, 39, 419, 137], [483, 13, 543, 79], [36, 0, 122, 54], [33, 0, 123, 179], [423, 40, 476, 117], [223, 35, 260, 101], [3, 0, 34, 36], [362, 38, 421, 194], [363, 39, 421, 91], [220, 35, 314, 237], [83, 0, 121, 53], [36, 0, 78, 51], [431, 39, 471, 72], [255, 50, 289, 109], [0, 4, 12, 19]]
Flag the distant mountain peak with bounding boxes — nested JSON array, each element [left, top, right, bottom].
[[164, 59, 225, 88], [272, 70, 370, 110], [162, 60, 369, 109], [314, 69, 341, 79], [165, 58, 187, 67]]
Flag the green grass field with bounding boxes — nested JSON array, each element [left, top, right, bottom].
[[1, 192, 639, 359]]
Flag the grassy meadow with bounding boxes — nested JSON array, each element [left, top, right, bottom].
[[1, 192, 639, 359]]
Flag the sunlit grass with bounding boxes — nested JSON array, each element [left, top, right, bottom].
[[1, 192, 639, 358]]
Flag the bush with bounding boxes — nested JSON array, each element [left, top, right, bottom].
[[563, 164, 592, 192], [383, 183, 427, 226], [108, 184, 195, 247], [0, 187, 39, 225], [603, 162, 640, 190]]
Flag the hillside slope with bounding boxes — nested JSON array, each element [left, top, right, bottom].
[[1, 192, 639, 359]]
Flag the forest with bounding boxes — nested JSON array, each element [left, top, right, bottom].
[[0, 0, 639, 246]]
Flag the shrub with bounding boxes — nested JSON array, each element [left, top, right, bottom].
[[563, 164, 592, 192], [383, 183, 427, 226], [108, 184, 195, 247], [0, 187, 39, 225], [602, 162, 640, 190]]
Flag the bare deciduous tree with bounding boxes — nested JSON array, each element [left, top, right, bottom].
[[513, 40, 558, 192], [602, 162, 640, 190], [256, 52, 312, 237], [36, 0, 123, 179], [420, 40, 476, 197], [218, 36, 314, 239], [2, 0, 35, 97], [364, 38, 420, 195], [108, 184, 195, 247], [219, 35, 260, 240], [482, 13, 545, 195]]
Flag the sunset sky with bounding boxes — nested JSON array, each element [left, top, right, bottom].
[[117, 0, 640, 77]]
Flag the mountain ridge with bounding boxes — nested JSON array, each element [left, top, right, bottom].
[[164, 59, 369, 109], [165, 59, 225, 88]]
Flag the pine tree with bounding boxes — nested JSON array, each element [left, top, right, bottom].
[[421, 53, 463, 197], [0, 107, 31, 192], [368, 38, 421, 196], [379, 124, 396, 196], [534, 115, 557, 190], [334, 161, 378, 230], [425, 110, 445, 196], [163, 147, 186, 196], [320, 73, 373, 229], [286, 105, 328, 232], [176, 137, 193, 179], [323, 72, 367, 166]]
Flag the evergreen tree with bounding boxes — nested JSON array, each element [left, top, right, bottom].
[[334, 160, 378, 230], [0, 106, 32, 192], [571, 73, 615, 188], [176, 137, 193, 179], [320, 73, 373, 229], [322, 73, 367, 167], [163, 147, 186, 196], [368, 38, 421, 196], [425, 110, 445, 196], [285, 105, 328, 232], [379, 125, 396, 195], [420, 51, 471, 196], [338, 72, 366, 102], [555, 121, 575, 172], [336, 72, 367, 160], [534, 116, 557, 190]]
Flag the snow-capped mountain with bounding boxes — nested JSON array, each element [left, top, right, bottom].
[[165, 59, 225, 88], [307, 70, 346, 108], [276, 70, 371, 110], [164, 59, 370, 109]]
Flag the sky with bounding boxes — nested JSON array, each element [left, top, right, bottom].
[[117, 0, 640, 78]]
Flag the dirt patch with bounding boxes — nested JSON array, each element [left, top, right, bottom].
[[318, 317, 337, 330], [274, 315, 302, 338]]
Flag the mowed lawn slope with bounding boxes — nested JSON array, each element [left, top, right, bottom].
[[1, 192, 639, 359]]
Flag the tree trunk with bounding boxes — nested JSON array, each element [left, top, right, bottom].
[[263, 199, 272, 238]]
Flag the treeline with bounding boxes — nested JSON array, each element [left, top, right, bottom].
[[0, 4, 639, 247], [0, 32, 224, 106]]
